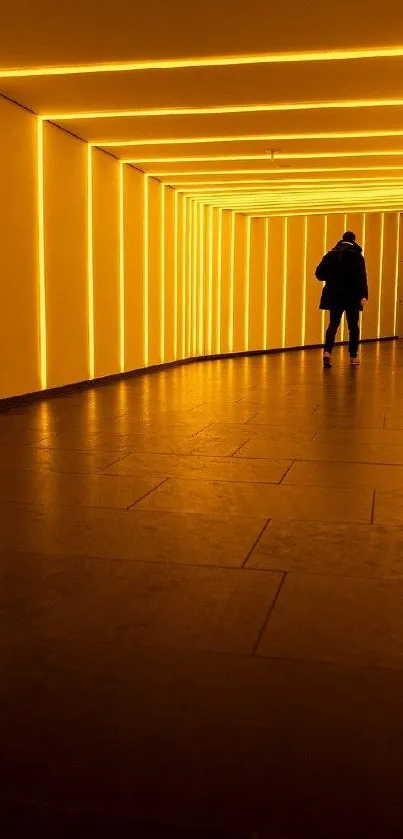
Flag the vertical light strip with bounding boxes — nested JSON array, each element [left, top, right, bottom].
[[217, 209, 223, 353], [160, 182, 165, 362], [301, 215, 308, 345], [361, 213, 367, 339], [282, 217, 288, 348], [187, 200, 193, 356], [322, 216, 328, 337], [245, 215, 251, 350], [193, 202, 198, 355], [394, 212, 401, 335], [37, 117, 47, 390], [263, 217, 269, 348], [87, 144, 95, 379], [208, 206, 214, 354], [229, 211, 236, 352], [378, 211, 385, 337], [340, 212, 348, 342], [182, 197, 187, 357], [199, 204, 205, 355], [173, 189, 179, 359], [143, 174, 149, 367], [118, 161, 125, 372]]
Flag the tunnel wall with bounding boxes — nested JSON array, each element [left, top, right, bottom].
[[0, 96, 402, 400]]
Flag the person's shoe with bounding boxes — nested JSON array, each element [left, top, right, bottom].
[[350, 356, 360, 367], [323, 352, 332, 369]]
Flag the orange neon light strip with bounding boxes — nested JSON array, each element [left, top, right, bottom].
[[118, 162, 125, 371], [94, 130, 403, 148], [124, 149, 403, 165], [87, 144, 95, 378], [43, 97, 403, 122], [37, 117, 47, 390], [5, 45, 403, 79]]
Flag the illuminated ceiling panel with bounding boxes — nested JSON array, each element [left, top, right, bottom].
[[2, 0, 403, 215]]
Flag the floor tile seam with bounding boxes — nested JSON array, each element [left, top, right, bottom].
[[92, 475, 292, 485], [236, 455, 403, 467], [245, 566, 403, 583], [0, 502, 268, 523], [278, 460, 296, 485], [101, 453, 294, 468], [126, 478, 171, 510], [230, 440, 251, 457], [284, 480, 380, 491], [241, 411, 259, 424], [125, 505, 375, 524], [0, 546, 256, 572], [241, 518, 272, 569], [0, 497, 175, 514], [252, 572, 288, 655], [2, 619, 403, 676], [253, 651, 403, 674], [371, 490, 377, 524], [116, 475, 312, 487], [188, 422, 215, 438]]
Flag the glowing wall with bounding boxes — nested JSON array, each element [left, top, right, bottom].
[[0, 97, 401, 401], [0, 98, 40, 399]]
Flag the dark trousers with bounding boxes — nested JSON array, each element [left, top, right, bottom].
[[324, 308, 360, 357]]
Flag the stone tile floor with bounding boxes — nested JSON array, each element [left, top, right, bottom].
[[2, 342, 403, 836]]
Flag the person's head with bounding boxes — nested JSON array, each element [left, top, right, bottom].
[[342, 231, 356, 244]]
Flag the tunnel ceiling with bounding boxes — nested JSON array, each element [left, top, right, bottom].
[[1, 0, 403, 216]]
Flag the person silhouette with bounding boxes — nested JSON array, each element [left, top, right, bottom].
[[315, 231, 368, 369]]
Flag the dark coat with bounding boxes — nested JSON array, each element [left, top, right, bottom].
[[315, 241, 368, 311]]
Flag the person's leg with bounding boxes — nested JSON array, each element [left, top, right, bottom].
[[324, 309, 343, 355], [346, 308, 360, 359]]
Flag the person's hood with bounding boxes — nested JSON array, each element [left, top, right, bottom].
[[333, 240, 362, 253]]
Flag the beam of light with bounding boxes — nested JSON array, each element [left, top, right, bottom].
[[302, 215, 308, 346], [394, 213, 401, 335], [208, 206, 214, 354], [160, 183, 165, 362], [187, 200, 193, 356], [36, 117, 47, 390], [216, 209, 223, 354], [283, 218, 288, 347], [156, 165, 403, 177], [194, 193, 403, 207], [123, 149, 403, 164], [249, 207, 400, 218], [42, 98, 403, 122], [229, 211, 235, 352], [6, 44, 403, 79], [322, 216, 328, 338], [182, 196, 187, 357], [178, 181, 403, 193], [378, 212, 385, 336], [118, 162, 125, 371], [199, 204, 205, 355], [263, 218, 269, 348], [173, 175, 403, 186], [93, 129, 403, 148], [340, 212, 348, 343], [143, 174, 149, 366], [193, 202, 198, 355], [245, 216, 251, 350], [87, 144, 95, 379], [184, 189, 403, 200], [173, 189, 179, 359]]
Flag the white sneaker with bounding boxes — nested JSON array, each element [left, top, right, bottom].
[[350, 357, 360, 366]]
